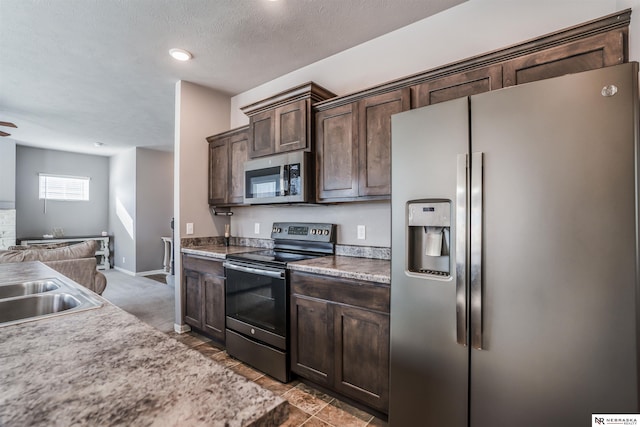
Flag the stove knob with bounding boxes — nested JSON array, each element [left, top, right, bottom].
[[272, 227, 276, 233], [251, 328, 255, 335], [276, 228, 282, 233], [323, 229, 330, 236], [311, 229, 316, 235]]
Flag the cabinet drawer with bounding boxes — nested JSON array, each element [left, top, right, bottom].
[[182, 255, 224, 277], [290, 271, 389, 313]]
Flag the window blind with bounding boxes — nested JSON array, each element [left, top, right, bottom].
[[38, 174, 90, 201]]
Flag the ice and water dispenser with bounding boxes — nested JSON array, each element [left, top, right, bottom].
[[407, 200, 451, 277]]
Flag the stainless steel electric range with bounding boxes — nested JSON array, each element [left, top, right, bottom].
[[223, 222, 336, 383]]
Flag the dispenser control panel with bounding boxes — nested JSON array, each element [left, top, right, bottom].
[[407, 200, 451, 277]]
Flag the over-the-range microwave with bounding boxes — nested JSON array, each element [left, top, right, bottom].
[[244, 151, 313, 205]]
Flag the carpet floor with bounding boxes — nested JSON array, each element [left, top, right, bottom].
[[101, 270, 175, 333]]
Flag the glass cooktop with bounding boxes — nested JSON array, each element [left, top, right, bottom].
[[226, 249, 324, 265]]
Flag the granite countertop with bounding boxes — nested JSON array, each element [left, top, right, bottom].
[[289, 256, 391, 285], [181, 244, 391, 284], [0, 262, 287, 427], [181, 245, 262, 260]]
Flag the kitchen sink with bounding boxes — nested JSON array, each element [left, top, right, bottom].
[[0, 293, 82, 324], [0, 279, 61, 299], [0, 277, 103, 327]]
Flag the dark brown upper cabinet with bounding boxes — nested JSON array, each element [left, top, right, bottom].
[[358, 89, 410, 197], [411, 64, 503, 108], [312, 10, 628, 204], [315, 88, 409, 202], [240, 82, 336, 159], [501, 30, 626, 87], [206, 126, 249, 207]]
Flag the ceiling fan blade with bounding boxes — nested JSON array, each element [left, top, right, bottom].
[[0, 121, 17, 128], [0, 130, 11, 137]]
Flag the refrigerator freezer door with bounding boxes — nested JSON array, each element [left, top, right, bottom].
[[469, 63, 639, 426], [390, 97, 470, 427]]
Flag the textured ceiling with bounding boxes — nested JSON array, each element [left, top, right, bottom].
[[0, 0, 465, 156]]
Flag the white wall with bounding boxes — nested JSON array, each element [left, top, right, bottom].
[[0, 139, 16, 208], [618, 0, 640, 61], [226, 0, 627, 248], [136, 148, 173, 273], [109, 148, 136, 272], [16, 145, 109, 239], [109, 147, 174, 275], [174, 80, 231, 330]]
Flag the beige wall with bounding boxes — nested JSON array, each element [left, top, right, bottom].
[[174, 81, 230, 330], [175, 81, 231, 240], [226, 0, 625, 248], [230, 0, 620, 127]]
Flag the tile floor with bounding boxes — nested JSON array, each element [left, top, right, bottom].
[[166, 330, 389, 427]]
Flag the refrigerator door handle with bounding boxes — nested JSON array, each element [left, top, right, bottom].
[[470, 152, 483, 350], [455, 154, 468, 346]]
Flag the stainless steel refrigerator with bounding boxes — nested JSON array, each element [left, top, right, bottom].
[[390, 62, 639, 427]]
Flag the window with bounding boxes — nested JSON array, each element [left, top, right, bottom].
[[39, 174, 90, 201]]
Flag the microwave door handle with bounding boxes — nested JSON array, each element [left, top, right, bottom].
[[281, 165, 289, 196]]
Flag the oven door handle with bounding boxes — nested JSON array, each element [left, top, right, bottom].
[[223, 262, 286, 279]]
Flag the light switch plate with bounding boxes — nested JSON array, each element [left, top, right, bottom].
[[357, 225, 366, 240], [254, 222, 260, 234], [186, 223, 194, 235]]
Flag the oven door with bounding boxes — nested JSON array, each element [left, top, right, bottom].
[[223, 261, 287, 350]]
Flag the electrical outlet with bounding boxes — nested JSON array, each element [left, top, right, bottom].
[[254, 222, 260, 234], [357, 225, 366, 240], [122, 257, 125, 264], [186, 222, 194, 235]]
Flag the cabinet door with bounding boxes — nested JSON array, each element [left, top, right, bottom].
[[249, 109, 275, 158], [183, 269, 202, 328], [291, 294, 334, 386], [316, 103, 359, 201], [202, 273, 225, 343], [228, 130, 248, 205], [208, 139, 228, 206], [358, 88, 409, 197], [334, 305, 390, 413], [412, 65, 503, 108], [502, 30, 625, 87], [275, 99, 307, 153]]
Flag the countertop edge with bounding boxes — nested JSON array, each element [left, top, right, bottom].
[[288, 262, 391, 285], [181, 246, 391, 284]]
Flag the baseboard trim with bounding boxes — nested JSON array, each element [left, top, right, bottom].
[[113, 266, 136, 276], [136, 269, 166, 277], [174, 323, 191, 334]]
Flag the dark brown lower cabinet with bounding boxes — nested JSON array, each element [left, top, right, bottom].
[[333, 305, 389, 411], [182, 254, 225, 344], [290, 271, 390, 413]]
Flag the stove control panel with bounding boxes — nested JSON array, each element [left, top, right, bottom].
[[271, 222, 336, 243]]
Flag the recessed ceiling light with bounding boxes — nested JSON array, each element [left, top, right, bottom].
[[169, 48, 193, 61]]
